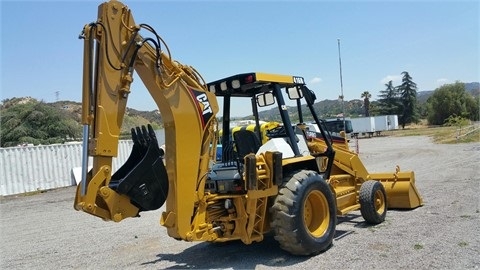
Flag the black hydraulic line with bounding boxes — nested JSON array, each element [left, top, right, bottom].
[[140, 23, 170, 63], [128, 37, 159, 69], [121, 30, 141, 66], [93, 22, 122, 71], [139, 23, 162, 52], [140, 37, 161, 66]]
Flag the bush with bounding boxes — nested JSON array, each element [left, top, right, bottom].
[[443, 115, 470, 127], [427, 82, 479, 125]]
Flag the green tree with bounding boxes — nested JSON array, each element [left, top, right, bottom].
[[360, 91, 372, 116], [398, 71, 419, 128], [377, 80, 401, 115], [1, 99, 81, 147], [416, 101, 429, 119], [427, 82, 479, 125]]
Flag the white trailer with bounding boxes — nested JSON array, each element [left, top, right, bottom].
[[374, 116, 389, 134], [387, 115, 399, 130], [350, 117, 375, 138], [373, 115, 399, 135]]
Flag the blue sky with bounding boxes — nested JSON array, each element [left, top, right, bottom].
[[1, 0, 479, 117]]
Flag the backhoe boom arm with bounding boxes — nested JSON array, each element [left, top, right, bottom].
[[74, 0, 219, 239]]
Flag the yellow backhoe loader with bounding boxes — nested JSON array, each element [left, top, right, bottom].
[[74, 0, 423, 256]]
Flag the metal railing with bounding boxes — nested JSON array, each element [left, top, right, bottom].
[[456, 124, 480, 140]]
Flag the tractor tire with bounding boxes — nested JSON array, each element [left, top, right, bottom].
[[270, 170, 337, 256], [359, 180, 387, 224]]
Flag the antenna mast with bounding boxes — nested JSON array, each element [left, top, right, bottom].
[[337, 39, 346, 133]]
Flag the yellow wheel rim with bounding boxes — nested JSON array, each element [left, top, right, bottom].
[[374, 189, 386, 215], [303, 190, 330, 237]]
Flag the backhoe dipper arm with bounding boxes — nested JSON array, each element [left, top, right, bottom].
[[74, 0, 219, 240]]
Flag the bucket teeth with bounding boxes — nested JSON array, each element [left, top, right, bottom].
[[109, 124, 169, 211]]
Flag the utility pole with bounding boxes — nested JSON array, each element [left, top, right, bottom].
[[337, 39, 346, 133]]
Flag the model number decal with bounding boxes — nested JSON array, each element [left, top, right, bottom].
[[293, 76, 305, 84]]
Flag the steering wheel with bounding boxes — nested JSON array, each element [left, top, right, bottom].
[[266, 126, 286, 138]]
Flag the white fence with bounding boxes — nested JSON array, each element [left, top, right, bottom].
[[0, 141, 133, 196]]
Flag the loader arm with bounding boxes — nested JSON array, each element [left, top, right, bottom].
[[74, 0, 219, 239]]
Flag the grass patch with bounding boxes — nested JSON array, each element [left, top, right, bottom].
[[384, 124, 480, 144], [455, 129, 480, 143], [21, 190, 45, 196], [414, 243, 424, 250], [458, 241, 468, 247]]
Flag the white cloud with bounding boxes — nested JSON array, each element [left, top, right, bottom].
[[436, 78, 449, 85], [309, 77, 322, 84], [380, 75, 402, 85]]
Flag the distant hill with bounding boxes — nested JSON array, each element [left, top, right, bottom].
[[48, 100, 163, 130], [253, 99, 364, 122], [1, 81, 477, 146], [253, 82, 479, 121], [0, 97, 163, 146], [465, 82, 480, 96], [417, 82, 479, 103]]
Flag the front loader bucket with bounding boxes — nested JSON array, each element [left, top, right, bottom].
[[369, 170, 423, 209], [109, 124, 168, 211]]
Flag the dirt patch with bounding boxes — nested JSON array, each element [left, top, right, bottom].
[[1, 136, 479, 269]]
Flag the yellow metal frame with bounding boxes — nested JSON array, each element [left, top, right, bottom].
[[74, 0, 423, 251]]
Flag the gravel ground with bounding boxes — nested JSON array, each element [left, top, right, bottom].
[[1, 135, 479, 269]]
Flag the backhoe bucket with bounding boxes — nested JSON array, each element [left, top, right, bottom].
[[109, 124, 168, 211], [370, 170, 423, 209]]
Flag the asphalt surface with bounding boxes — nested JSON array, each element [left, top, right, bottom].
[[1, 135, 479, 269]]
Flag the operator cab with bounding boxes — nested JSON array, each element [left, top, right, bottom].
[[204, 72, 336, 194]]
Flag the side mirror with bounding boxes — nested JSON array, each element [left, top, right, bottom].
[[287, 86, 303, 100], [256, 92, 275, 107]]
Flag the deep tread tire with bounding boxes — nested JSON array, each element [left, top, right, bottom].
[[270, 170, 337, 256], [359, 180, 387, 224]]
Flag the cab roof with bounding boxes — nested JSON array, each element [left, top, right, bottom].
[[207, 72, 306, 97]]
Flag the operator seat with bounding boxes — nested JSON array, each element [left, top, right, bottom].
[[233, 130, 262, 160]]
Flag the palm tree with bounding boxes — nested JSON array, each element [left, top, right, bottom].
[[361, 91, 372, 116]]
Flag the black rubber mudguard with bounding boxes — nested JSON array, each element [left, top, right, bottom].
[[109, 124, 168, 211]]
